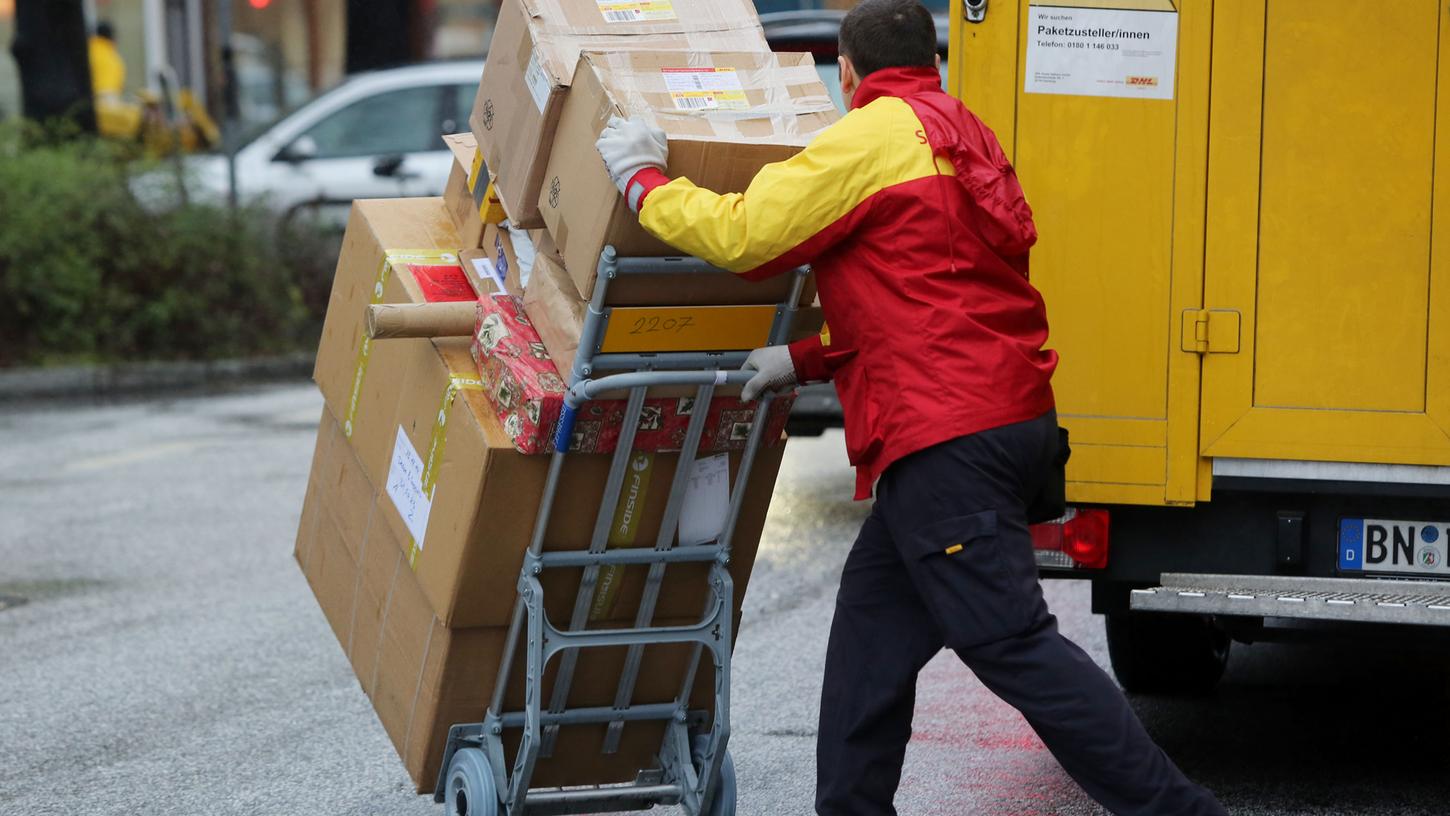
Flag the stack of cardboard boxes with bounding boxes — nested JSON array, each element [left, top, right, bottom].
[[295, 0, 839, 795]]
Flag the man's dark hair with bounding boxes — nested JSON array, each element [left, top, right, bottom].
[[95, 21, 115, 40], [839, 0, 937, 78]]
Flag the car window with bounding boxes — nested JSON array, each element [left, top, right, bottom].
[[443, 83, 479, 135], [302, 86, 442, 159], [814, 62, 848, 112]]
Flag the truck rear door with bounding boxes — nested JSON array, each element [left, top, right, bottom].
[[951, 0, 1211, 506], [1200, 1, 1450, 470]]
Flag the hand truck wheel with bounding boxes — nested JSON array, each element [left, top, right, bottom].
[[702, 749, 737, 816], [443, 747, 499, 816]]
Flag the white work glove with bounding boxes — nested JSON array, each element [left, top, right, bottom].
[[741, 345, 797, 402], [595, 115, 668, 212]]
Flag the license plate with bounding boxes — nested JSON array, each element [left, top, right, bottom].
[[1338, 517, 1450, 575]]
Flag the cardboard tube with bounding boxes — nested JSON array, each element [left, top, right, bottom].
[[366, 302, 477, 339]]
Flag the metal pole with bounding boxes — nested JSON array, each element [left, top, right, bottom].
[[216, 0, 239, 210], [142, 0, 166, 95]]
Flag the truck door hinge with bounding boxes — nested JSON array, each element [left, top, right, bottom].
[[1180, 309, 1241, 355]]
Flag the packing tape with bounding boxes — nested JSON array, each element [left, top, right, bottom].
[[468, 146, 488, 196], [343, 249, 464, 441], [533, 26, 775, 85], [422, 374, 486, 495], [589, 451, 656, 622], [407, 373, 486, 571], [530, 0, 757, 38], [587, 51, 837, 145]]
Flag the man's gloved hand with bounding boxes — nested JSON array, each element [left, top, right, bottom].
[[596, 116, 668, 210], [741, 345, 797, 402]]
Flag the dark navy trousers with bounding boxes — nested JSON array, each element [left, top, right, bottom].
[[815, 412, 1226, 816]]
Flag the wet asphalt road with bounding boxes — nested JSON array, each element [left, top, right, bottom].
[[3, 382, 1450, 815]]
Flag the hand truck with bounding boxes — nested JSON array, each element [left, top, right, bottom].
[[435, 246, 809, 816]]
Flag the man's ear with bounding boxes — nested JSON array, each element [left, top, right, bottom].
[[935, 53, 942, 69], [839, 55, 859, 101]]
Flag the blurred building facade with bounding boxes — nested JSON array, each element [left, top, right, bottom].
[[0, 0, 947, 129]]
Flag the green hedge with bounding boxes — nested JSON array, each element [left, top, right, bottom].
[[0, 123, 336, 367]]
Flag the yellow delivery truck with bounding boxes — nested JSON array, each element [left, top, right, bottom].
[[951, 0, 1450, 692]]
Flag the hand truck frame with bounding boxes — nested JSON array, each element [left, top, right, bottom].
[[434, 246, 809, 816]]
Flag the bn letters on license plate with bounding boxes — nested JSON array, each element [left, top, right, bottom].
[[1339, 518, 1450, 576]]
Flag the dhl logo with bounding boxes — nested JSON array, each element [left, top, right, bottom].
[[1127, 75, 1159, 87]]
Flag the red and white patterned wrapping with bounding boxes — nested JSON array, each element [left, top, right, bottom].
[[471, 294, 792, 455]]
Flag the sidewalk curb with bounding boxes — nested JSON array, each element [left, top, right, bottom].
[[0, 352, 315, 403]]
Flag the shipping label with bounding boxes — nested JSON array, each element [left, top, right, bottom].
[[409, 262, 474, 303], [471, 256, 508, 295], [597, 0, 677, 23], [494, 231, 511, 289], [523, 50, 552, 114], [679, 453, 730, 547], [662, 67, 749, 111], [1025, 5, 1178, 100], [386, 427, 432, 554]]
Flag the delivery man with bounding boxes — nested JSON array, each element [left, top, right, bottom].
[[89, 21, 126, 102], [596, 1, 1227, 813]]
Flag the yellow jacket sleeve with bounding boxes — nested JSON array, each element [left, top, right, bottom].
[[636, 104, 899, 279]]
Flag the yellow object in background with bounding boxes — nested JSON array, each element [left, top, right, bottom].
[[88, 35, 125, 97]]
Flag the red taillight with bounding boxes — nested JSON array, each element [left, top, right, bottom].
[[1030, 508, 1110, 569]]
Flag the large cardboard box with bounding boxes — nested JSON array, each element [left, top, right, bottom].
[[296, 411, 727, 793], [539, 50, 838, 302], [470, 0, 769, 228], [443, 133, 507, 249], [376, 337, 784, 628], [315, 198, 785, 629]]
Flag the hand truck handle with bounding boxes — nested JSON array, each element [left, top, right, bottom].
[[554, 369, 756, 454]]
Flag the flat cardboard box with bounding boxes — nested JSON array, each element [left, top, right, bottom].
[[539, 50, 838, 301], [296, 411, 727, 793], [522, 250, 586, 375], [315, 199, 785, 627], [470, 0, 768, 228], [443, 133, 507, 249], [522, 246, 827, 379]]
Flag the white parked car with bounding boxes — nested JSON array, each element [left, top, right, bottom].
[[186, 61, 483, 227]]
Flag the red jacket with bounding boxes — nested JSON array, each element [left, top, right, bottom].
[[634, 66, 1057, 498]]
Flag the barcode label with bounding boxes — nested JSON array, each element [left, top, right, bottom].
[[673, 94, 716, 110], [523, 51, 551, 114], [596, 1, 677, 23], [662, 67, 750, 111]]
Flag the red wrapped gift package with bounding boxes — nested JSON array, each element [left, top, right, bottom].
[[471, 294, 792, 455]]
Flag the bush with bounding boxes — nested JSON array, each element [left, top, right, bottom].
[[0, 122, 336, 367]]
